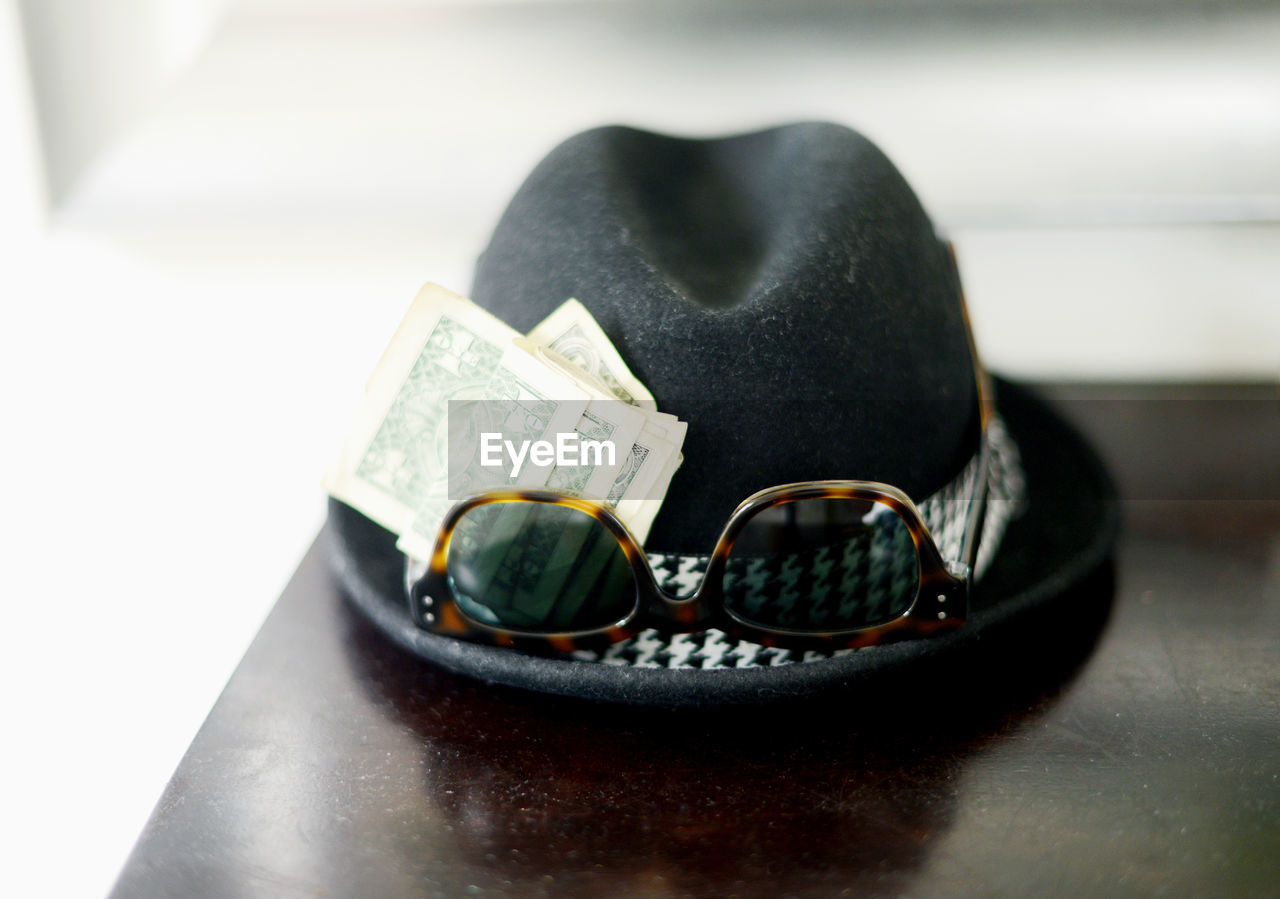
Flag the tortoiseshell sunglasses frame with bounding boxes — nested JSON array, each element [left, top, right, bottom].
[[409, 472, 987, 653], [407, 241, 992, 654]]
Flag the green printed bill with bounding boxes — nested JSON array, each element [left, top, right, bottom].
[[527, 299, 656, 409], [324, 283, 686, 568]]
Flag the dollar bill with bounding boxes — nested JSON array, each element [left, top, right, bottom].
[[523, 311, 686, 543], [394, 340, 590, 560], [323, 283, 520, 534], [327, 286, 688, 587], [528, 299, 655, 407], [514, 337, 620, 403], [613, 427, 682, 542], [507, 338, 647, 500]]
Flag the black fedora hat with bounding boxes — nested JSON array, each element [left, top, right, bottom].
[[327, 122, 1118, 706]]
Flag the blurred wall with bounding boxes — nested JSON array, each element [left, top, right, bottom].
[[16, 0, 223, 202], [17, 0, 1273, 378]]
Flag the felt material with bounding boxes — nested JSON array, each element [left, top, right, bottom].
[[324, 122, 1119, 705], [471, 123, 978, 553]]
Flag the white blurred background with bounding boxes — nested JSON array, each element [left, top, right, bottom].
[[1, 1, 1277, 895]]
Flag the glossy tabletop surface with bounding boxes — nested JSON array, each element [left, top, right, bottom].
[[113, 385, 1279, 896]]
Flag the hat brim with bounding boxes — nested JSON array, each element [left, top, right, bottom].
[[325, 377, 1119, 707]]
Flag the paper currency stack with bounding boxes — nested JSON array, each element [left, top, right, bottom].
[[325, 284, 686, 561]]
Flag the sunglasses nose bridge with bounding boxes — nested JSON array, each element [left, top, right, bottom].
[[644, 556, 724, 629], [659, 594, 702, 628]]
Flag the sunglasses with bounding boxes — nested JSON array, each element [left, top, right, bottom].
[[409, 244, 992, 653], [408, 458, 989, 651]]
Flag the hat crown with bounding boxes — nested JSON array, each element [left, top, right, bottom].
[[472, 122, 978, 551]]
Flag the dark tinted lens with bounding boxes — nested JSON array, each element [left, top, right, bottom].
[[446, 501, 637, 633], [723, 497, 920, 631]]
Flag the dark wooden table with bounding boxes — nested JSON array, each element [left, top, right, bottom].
[[113, 385, 1279, 897]]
